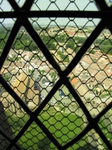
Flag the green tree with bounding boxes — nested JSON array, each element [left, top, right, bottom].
[[50, 72, 56, 83], [75, 36, 86, 44], [66, 39, 76, 51], [57, 50, 69, 62], [56, 34, 67, 43], [30, 42, 39, 51], [47, 39, 56, 50]]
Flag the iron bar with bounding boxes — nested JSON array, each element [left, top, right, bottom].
[[0, 11, 112, 18]]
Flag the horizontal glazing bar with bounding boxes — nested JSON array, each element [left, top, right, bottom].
[[0, 11, 112, 18]]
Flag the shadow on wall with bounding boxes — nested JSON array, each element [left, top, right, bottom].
[[0, 101, 14, 149]]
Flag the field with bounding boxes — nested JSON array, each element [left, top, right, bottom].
[[6, 107, 88, 150], [5, 105, 112, 150]]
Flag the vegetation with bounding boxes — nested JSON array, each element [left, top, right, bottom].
[[94, 38, 112, 54], [57, 50, 69, 62], [99, 116, 112, 144], [66, 39, 76, 50], [5, 106, 111, 149], [75, 36, 86, 44], [1, 25, 112, 149], [0, 26, 112, 55], [41, 35, 56, 50], [55, 34, 67, 43], [100, 89, 112, 98], [49, 71, 56, 83], [5, 108, 87, 149]]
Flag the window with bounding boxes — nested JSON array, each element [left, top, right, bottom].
[[0, 0, 112, 149]]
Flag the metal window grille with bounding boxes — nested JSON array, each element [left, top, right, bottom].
[[0, 0, 112, 149]]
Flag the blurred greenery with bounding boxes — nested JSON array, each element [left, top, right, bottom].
[[5, 108, 86, 149], [0, 26, 112, 55]]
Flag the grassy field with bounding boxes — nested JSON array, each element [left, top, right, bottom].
[[5, 106, 112, 150], [5, 106, 89, 150]]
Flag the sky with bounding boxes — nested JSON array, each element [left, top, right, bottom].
[[0, 0, 98, 11], [0, 0, 111, 26]]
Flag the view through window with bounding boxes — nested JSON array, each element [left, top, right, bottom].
[[0, 0, 112, 149]]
